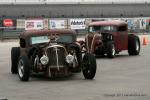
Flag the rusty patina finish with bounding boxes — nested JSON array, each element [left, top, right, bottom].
[[86, 20, 128, 54], [89, 20, 127, 26], [20, 29, 76, 39]]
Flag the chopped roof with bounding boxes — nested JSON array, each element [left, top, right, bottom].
[[20, 29, 76, 38], [89, 20, 127, 26]]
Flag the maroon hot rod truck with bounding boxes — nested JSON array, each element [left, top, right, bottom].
[[85, 20, 140, 58], [11, 29, 96, 81]]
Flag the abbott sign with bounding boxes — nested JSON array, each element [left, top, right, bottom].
[[70, 19, 86, 29]]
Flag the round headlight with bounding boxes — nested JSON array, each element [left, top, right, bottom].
[[40, 55, 49, 65], [66, 54, 74, 64]]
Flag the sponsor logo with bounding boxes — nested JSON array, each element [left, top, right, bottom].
[[3, 19, 13, 27], [70, 19, 86, 29], [71, 21, 85, 25]]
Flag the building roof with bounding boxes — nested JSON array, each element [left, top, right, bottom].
[[0, 0, 149, 5], [0, 4, 149, 18]]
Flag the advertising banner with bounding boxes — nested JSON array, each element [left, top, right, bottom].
[[139, 18, 146, 30], [49, 19, 67, 29], [69, 19, 86, 29], [127, 19, 133, 30], [2, 19, 16, 30], [127, 19, 140, 30], [0, 20, 3, 29], [16, 19, 25, 29], [145, 18, 150, 30], [25, 20, 43, 30], [85, 19, 92, 28], [3, 19, 13, 27], [132, 19, 140, 30], [146, 19, 150, 25], [43, 19, 49, 29]]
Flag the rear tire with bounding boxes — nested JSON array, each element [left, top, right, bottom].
[[128, 35, 140, 55], [106, 41, 115, 58], [18, 55, 30, 81], [11, 47, 20, 74], [82, 53, 96, 79]]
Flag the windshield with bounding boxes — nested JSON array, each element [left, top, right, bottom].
[[57, 35, 73, 43], [31, 36, 49, 44], [31, 35, 73, 45], [88, 25, 117, 33]]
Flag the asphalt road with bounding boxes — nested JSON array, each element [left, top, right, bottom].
[[0, 41, 150, 100]]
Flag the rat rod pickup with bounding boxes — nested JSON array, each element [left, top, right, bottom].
[[11, 29, 96, 81], [85, 20, 140, 58]]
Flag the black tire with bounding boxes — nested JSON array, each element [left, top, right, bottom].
[[18, 55, 30, 81], [82, 53, 96, 79], [128, 34, 140, 55], [11, 47, 20, 74], [95, 46, 104, 56], [106, 41, 115, 58]]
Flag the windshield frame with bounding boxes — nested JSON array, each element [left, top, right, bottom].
[[29, 34, 75, 45]]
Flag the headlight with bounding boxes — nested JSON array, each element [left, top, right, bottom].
[[66, 54, 74, 64], [40, 55, 49, 65]]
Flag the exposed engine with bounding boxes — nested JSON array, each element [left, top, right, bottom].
[[28, 43, 81, 77]]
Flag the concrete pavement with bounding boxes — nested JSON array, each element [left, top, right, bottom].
[[0, 40, 150, 100]]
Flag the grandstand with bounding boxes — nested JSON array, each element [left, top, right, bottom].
[[0, 0, 150, 18]]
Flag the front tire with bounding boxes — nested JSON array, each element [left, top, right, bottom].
[[106, 41, 115, 58], [82, 53, 96, 79], [11, 47, 20, 74], [128, 35, 140, 55], [18, 56, 30, 81]]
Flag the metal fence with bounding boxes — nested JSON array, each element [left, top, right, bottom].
[[0, 29, 23, 41]]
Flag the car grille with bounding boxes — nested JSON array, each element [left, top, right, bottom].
[[46, 46, 66, 67]]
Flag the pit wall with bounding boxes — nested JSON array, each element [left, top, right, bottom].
[[1, 17, 150, 40]]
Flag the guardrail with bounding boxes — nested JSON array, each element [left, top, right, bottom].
[[0, 30, 23, 41]]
